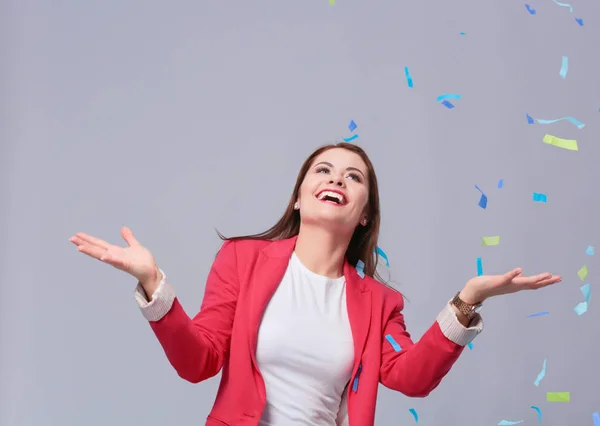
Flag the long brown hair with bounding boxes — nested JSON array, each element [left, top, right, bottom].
[[217, 142, 388, 284]]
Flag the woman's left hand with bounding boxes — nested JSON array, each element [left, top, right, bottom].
[[459, 268, 562, 304]]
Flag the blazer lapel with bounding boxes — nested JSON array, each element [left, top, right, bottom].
[[344, 260, 372, 380], [247, 237, 298, 380]]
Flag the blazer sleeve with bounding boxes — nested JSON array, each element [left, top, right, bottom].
[[379, 293, 483, 397], [146, 240, 240, 384]]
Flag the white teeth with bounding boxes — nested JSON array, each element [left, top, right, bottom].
[[317, 191, 346, 204]]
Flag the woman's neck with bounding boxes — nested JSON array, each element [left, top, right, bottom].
[[294, 224, 351, 279]]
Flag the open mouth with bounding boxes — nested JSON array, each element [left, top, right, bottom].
[[316, 190, 347, 206]]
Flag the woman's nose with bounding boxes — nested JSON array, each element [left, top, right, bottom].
[[329, 179, 344, 187]]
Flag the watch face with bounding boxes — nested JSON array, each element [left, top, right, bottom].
[[474, 304, 483, 313]]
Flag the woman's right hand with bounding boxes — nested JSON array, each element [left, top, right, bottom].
[[69, 226, 161, 296]]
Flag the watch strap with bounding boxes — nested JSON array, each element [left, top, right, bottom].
[[451, 291, 482, 319]]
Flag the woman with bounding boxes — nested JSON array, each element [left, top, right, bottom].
[[70, 143, 561, 426]]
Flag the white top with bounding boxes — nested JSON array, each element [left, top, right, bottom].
[[255, 252, 354, 426]]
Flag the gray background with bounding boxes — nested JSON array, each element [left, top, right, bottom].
[[1, 0, 599, 425]]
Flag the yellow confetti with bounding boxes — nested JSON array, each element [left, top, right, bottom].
[[329, 0, 335, 4], [481, 236, 500, 246], [547, 392, 570, 402], [542, 134, 578, 151], [577, 265, 588, 281]]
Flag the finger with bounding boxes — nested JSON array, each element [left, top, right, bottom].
[[503, 268, 523, 281], [121, 226, 139, 246], [73, 232, 110, 250], [76, 243, 107, 261]]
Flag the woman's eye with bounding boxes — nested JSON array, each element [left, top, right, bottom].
[[348, 173, 361, 182], [316, 167, 330, 174]]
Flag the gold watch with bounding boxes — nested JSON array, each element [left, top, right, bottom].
[[451, 291, 483, 319]]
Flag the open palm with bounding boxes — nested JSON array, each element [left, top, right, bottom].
[[69, 226, 158, 284]]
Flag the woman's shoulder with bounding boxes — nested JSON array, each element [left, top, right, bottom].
[[362, 275, 405, 309]]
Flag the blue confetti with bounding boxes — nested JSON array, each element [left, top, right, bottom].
[[343, 134, 359, 142], [526, 113, 534, 124], [404, 66, 414, 88], [476, 257, 483, 276], [352, 363, 362, 392], [498, 421, 523, 425], [355, 260, 365, 278], [459, 31, 466, 35], [535, 116, 585, 129], [532, 192, 547, 203], [441, 100, 454, 109], [559, 56, 568, 79], [375, 246, 390, 267], [575, 17, 584, 26], [497, 179, 504, 188], [467, 342, 474, 350], [475, 185, 488, 209], [385, 334, 402, 352], [436, 93, 461, 102], [348, 120, 357, 132], [525, 4, 536, 14], [593, 412, 600, 426], [530, 406, 543, 423], [586, 245, 595, 256], [408, 408, 419, 423], [527, 311, 549, 318], [574, 283, 591, 315], [534, 359, 547, 386]]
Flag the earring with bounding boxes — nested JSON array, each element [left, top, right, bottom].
[[294, 202, 299, 210], [361, 218, 367, 226]]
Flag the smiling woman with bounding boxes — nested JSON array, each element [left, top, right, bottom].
[[70, 142, 561, 426]]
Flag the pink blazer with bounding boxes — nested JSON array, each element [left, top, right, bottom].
[[147, 236, 474, 425]]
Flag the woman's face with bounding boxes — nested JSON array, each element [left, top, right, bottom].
[[297, 148, 370, 232]]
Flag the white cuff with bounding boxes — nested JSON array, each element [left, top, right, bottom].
[[436, 303, 483, 346], [133, 268, 175, 322]]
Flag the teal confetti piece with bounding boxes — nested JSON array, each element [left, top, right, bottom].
[[375, 246, 390, 266], [534, 359, 546, 386], [476, 257, 483, 276], [436, 93, 461, 102], [385, 334, 402, 352], [552, 0, 573, 12], [467, 342, 474, 350], [404, 66, 414, 88], [533, 192, 547, 203], [530, 406, 542, 423], [574, 283, 591, 315], [535, 116, 585, 129], [586, 245, 594, 255], [559, 56, 568, 79], [343, 134, 359, 142], [498, 421, 523, 425], [408, 408, 419, 423], [355, 260, 365, 278]]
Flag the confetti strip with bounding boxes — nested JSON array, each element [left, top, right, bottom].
[[559, 56, 569, 79], [575, 17, 584, 26], [497, 179, 504, 188], [542, 134, 578, 151], [481, 236, 500, 246], [525, 4, 536, 14], [348, 120, 357, 132], [459, 31, 466, 35], [475, 185, 488, 209], [574, 283, 591, 315], [534, 359, 547, 386], [476, 257, 483, 276], [498, 421, 523, 425], [527, 311, 549, 318], [530, 406, 542, 423], [532, 192, 547, 203], [586, 245, 595, 255], [551, 0, 573, 12], [351, 364, 362, 391], [404, 66, 414, 88], [593, 412, 600, 426], [578, 265, 588, 281], [535, 116, 585, 129], [436, 93, 461, 102], [547, 392, 570, 402], [385, 334, 402, 352], [408, 408, 419, 423], [355, 260, 365, 278], [375, 246, 390, 266], [343, 134, 359, 142], [441, 100, 454, 109]]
